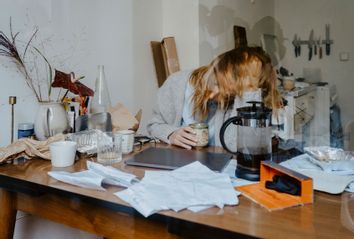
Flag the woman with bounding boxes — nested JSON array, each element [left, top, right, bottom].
[[147, 46, 282, 149]]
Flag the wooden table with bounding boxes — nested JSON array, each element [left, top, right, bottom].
[[0, 144, 353, 239]]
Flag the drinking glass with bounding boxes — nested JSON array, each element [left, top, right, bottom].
[[97, 132, 122, 165]]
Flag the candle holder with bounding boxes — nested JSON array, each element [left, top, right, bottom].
[[9, 96, 16, 143]]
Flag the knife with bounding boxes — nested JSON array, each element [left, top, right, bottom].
[[297, 37, 301, 56], [325, 24, 331, 55], [308, 30, 314, 61], [318, 37, 322, 59], [292, 34, 298, 57]]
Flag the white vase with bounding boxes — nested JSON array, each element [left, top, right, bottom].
[[34, 102, 69, 141]]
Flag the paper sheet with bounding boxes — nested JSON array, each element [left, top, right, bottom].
[[115, 161, 239, 217], [48, 161, 138, 190]]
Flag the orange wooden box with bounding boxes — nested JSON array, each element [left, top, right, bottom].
[[237, 161, 313, 211]]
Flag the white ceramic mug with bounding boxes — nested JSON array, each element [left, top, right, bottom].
[[116, 130, 135, 154], [49, 141, 77, 167]]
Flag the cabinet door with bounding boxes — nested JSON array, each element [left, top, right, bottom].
[[307, 86, 330, 146], [294, 92, 315, 133]]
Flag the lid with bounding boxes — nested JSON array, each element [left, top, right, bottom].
[[189, 123, 208, 129], [237, 101, 272, 120], [18, 123, 34, 130]]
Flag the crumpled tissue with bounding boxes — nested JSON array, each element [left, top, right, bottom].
[[48, 161, 138, 191], [280, 153, 354, 194], [115, 161, 239, 217]]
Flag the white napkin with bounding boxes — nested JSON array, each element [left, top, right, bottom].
[[48, 161, 138, 191], [306, 156, 354, 174], [280, 154, 354, 194], [115, 161, 239, 217]]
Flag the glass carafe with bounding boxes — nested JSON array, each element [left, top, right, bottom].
[[90, 65, 112, 114]]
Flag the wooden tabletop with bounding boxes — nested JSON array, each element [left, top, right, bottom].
[[0, 143, 353, 239]]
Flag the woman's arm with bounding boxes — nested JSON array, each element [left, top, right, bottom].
[[146, 71, 189, 144]]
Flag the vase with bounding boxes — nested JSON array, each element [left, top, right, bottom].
[[34, 102, 69, 141]]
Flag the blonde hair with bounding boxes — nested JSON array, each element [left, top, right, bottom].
[[189, 46, 282, 119]]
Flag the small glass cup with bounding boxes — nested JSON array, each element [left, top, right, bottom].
[[97, 132, 122, 165]]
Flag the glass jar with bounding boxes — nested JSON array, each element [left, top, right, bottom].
[[18, 123, 34, 139], [189, 123, 209, 147]]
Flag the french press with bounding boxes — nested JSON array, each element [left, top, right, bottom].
[[219, 101, 272, 181]]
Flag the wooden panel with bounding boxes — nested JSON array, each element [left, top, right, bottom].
[[161, 37, 180, 76], [233, 25, 247, 48], [151, 41, 167, 87]]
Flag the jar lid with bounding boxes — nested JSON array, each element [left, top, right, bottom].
[[18, 123, 34, 130], [189, 123, 208, 129]]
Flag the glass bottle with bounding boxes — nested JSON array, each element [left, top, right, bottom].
[[90, 65, 112, 114]]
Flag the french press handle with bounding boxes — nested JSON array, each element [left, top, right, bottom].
[[219, 116, 242, 154]]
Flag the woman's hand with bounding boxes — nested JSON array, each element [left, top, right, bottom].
[[168, 126, 197, 149]]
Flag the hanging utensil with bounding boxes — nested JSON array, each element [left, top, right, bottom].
[[308, 30, 314, 61], [325, 24, 331, 55], [318, 37, 323, 59], [292, 34, 298, 57], [314, 33, 317, 55]]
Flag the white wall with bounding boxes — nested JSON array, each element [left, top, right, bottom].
[[136, 0, 199, 133], [199, 0, 275, 65], [0, 0, 136, 146], [132, 0, 163, 134], [273, 0, 354, 127], [162, 0, 199, 71]]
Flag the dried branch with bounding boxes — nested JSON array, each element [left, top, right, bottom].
[[33, 46, 53, 97], [23, 28, 38, 60], [0, 19, 42, 101]]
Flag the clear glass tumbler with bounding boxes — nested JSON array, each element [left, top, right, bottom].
[[97, 132, 122, 165]]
